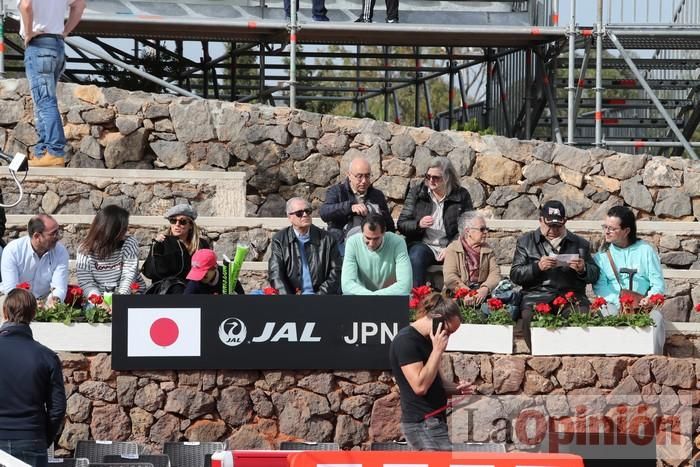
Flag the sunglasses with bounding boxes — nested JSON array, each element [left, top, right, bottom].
[[470, 227, 490, 233], [289, 208, 313, 218], [169, 218, 191, 226], [424, 174, 443, 183]]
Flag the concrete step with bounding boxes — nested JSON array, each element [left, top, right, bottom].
[[0, 167, 246, 217]]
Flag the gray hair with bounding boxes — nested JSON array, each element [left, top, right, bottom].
[[458, 211, 485, 233], [427, 157, 460, 196], [285, 197, 310, 214]]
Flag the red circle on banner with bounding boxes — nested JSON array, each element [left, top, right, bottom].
[[150, 318, 179, 347]]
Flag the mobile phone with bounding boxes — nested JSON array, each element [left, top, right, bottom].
[[432, 316, 445, 335]]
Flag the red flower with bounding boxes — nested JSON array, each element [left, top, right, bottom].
[[263, 287, 279, 296], [88, 294, 104, 305], [409, 297, 420, 309], [535, 303, 551, 314], [486, 297, 504, 311], [411, 285, 432, 300], [453, 288, 470, 299], [552, 296, 568, 308], [16, 282, 30, 290], [565, 291, 576, 300], [620, 294, 636, 306], [694, 303, 700, 313], [130, 282, 140, 293], [648, 294, 665, 306], [591, 297, 607, 311]]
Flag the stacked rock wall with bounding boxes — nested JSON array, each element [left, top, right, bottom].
[[57, 352, 700, 465], [0, 79, 698, 223]]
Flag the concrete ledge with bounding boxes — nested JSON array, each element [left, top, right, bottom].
[[7, 215, 700, 234]]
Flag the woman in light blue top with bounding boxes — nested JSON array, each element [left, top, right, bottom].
[[593, 206, 664, 315]]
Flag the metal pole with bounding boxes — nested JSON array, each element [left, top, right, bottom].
[[525, 49, 532, 139], [383, 46, 389, 122], [289, 3, 298, 109], [607, 31, 699, 160], [64, 37, 199, 98], [594, 0, 603, 147], [414, 47, 420, 126], [447, 47, 454, 130], [567, 0, 576, 144]]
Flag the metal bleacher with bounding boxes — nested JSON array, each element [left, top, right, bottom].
[[2, 0, 698, 153]]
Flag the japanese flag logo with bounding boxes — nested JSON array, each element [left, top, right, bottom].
[[127, 308, 201, 357]]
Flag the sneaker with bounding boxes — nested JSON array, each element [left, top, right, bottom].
[[313, 15, 330, 21], [28, 153, 65, 167], [355, 17, 372, 22], [386, 17, 398, 23]]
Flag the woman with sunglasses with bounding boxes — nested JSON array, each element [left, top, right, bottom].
[[398, 157, 473, 287], [593, 205, 664, 314], [76, 205, 146, 299], [142, 204, 210, 285], [442, 211, 500, 305]]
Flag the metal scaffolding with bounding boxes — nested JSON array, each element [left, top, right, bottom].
[[1, 0, 699, 155]]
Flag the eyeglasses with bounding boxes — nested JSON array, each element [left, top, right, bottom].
[[544, 222, 565, 229], [601, 224, 621, 232], [289, 208, 313, 218], [470, 227, 490, 233], [352, 173, 371, 181], [424, 174, 443, 183], [169, 218, 191, 226]]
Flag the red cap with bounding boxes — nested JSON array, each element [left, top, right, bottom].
[[186, 249, 217, 281]]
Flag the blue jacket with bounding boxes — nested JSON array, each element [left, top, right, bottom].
[[0, 323, 66, 444], [593, 241, 665, 311]]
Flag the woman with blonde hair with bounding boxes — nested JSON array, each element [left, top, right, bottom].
[[142, 204, 210, 289]]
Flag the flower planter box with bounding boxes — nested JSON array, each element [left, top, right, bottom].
[[530, 326, 658, 356], [446, 324, 513, 354], [30, 323, 112, 352]]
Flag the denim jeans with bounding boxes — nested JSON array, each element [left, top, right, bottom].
[[408, 242, 440, 287], [0, 439, 48, 467], [24, 35, 66, 157], [401, 417, 452, 451], [284, 0, 327, 18]]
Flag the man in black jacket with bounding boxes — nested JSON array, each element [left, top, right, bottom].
[[510, 200, 599, 348], [0, 288, 66, 467], [269, 197, 342, 295], [320, 157, 395, 255]]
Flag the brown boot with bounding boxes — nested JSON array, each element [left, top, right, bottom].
[[28, 153, 65, 167]]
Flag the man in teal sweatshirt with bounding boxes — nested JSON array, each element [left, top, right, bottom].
[[342, 213, 412, 295]]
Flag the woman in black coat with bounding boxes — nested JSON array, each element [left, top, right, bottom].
[[142, 204, 210, 292], [398, 156, 473, 287]]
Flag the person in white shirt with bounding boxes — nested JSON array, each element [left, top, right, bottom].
[[19, 0, 86, 167], [1, 214, 69, 306]]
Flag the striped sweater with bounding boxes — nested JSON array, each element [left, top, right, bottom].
[[76, 235, 146, 297]]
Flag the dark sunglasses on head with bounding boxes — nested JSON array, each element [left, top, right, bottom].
[[168, 218, 191, 226], [424, 174, 443, 182], [289, 208, 313, 218]]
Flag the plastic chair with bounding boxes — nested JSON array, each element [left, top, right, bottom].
[[452, 442, 506, 452], [163, 442, 225, 467], [279, 442, 340, 451], [370, 441, 410, 451], [75, 441, 140, 464], [47, 459, 90, 467], [105, 455, 170, 467]]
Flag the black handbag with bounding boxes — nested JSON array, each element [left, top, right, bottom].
[[141, 236, 186, 282]]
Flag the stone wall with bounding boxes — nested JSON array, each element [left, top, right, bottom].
[[56, 351, 700, 465], [0, 79, 698, 221]]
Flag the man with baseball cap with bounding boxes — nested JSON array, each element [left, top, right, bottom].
[[183, 249, 244, 295], [510, 200, 599, 348]]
